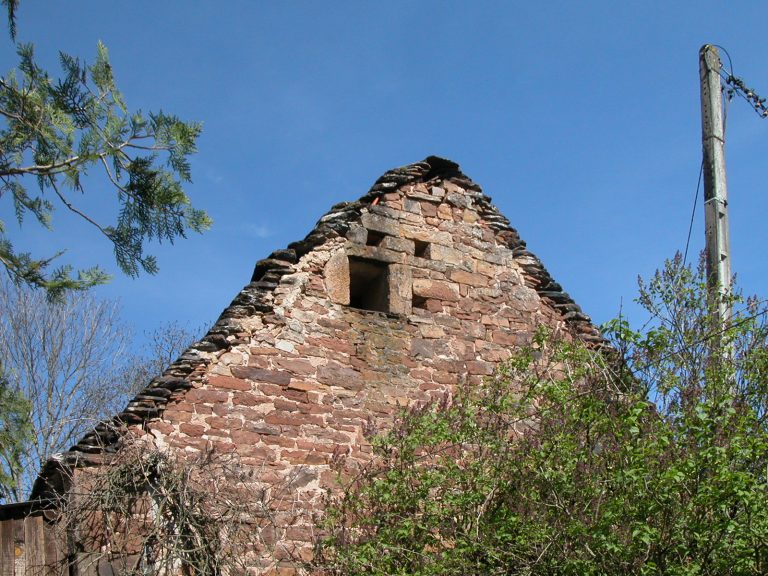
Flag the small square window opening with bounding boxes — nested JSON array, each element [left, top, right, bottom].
[[349, 257, 390, 313], [412, 295, 428, 310], [414, 240, 429, 258], [366, 230, 386, 247]]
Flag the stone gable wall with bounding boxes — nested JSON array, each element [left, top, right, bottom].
[[149, 179, 576, 571], [35, 158, 603, 574]]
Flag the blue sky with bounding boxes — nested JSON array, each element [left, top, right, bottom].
[[4, 1, 768, 343]]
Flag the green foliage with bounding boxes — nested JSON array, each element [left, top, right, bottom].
[[1, 0, 18, 41], [0, 29, 210, 298], [317, 255, 768, 575], [0, 367, 31, 502]]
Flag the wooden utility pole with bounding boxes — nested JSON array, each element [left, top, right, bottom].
[[699, 44, 732, 326]]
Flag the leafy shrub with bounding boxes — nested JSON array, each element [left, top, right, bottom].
[[316, 256, 768, 575]]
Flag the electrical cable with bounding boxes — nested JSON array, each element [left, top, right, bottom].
[[713, 44, 768, 120], [712, 44, 735, 78], [683, 161, 703, 268]]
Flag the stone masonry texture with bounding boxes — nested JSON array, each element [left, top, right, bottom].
[[32, 156, 603, 574]]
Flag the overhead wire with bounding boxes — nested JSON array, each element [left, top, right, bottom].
[[712, 44, 734, 78], [682, 162, 703, 268], [713, 44, 768, 120]]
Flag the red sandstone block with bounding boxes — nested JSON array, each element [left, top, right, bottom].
[[232, 366, 291, 385], [295, 439, 337, 453], [348, 356, 368, 371], [420, 382, 447, 392], [169, 437, 207, 451], [330, 407, 365, 420], [238, 444, 277, 461], [453, 340, 477, 361], [274, 398, 300, 412], [475, 298, 500, 313], [258, 383, 309, 402], [336, 417, 369, 431], [232, 391, 270, 406], [433, 372, 459, 385], [432, 358, 466, 372], [322, 350, 357, 367], [304, 426, 353, 443], [285, 450, 327, 465], [303, 403, 332, 415], [294, 344, 324, 358], [206, 416, 242, 430], [179, 422, 206, 437], [317, 317, 350, 330], [425, 299, 445, 313], [245, 422, 281, 435], [307, 276, 325, 292], [454, 310, 480, 323], [209, 402, 227, 416], [320, 469, 338, 485], [480, 348, 512, 362], [275, 358, 316, 375], [255, 383, 281, 396], [243, 463, 287, 480], [285, 526, 314, 542], [420, 202, 438, 217], [434, 313, 462, 329], [208, 375, 251, 391], [211, 440, 236, 453], [246, 355, 271, 369], [230, 429, 262, 445], [204, 428, 230, 441], [412, 279, 460, 302], [411, 338, 452, 359], [187, 389, 229, 404], [364, 401, 395, 415], [167, 402, 194, 414], [287, 380, 322, 392], [466, 360, 495, 375], [309, 336, 355, 355], [306, 302, 327, 314], [249, 347, 279, 355], [258, 525, 278, 547], [195, 404, 213, 416], [410, 368, 433, 381], [317, 363, 363, 390], [457, 298, 476, 312], [261, 435, 297, 449], [163, 410, 191, 422], [491, 329, 521, 346], [462, 321, 487, 338], [149, 421, 174, 435]]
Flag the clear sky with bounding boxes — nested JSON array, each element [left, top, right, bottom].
[[3, 1, 768, 343]]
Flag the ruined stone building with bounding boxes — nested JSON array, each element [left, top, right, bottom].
[[0, 157, 601, 574]]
